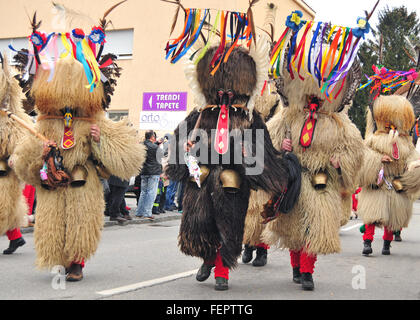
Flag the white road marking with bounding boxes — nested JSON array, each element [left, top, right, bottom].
[[341, 222, 363, 232], [96, 269, 198, 297]]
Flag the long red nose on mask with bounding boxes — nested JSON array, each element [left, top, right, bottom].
[[214, 104, 229, 154]]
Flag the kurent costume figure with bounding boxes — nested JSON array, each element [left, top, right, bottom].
[[0, 53, 29, 255], [11, 9, 145, 281], [358, 93, 420, 256], [260, 10, 368, 290], [164, 3, 290, 291]]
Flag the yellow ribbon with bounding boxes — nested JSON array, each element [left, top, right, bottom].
[[81, 38, 101, 90], [60, 34, 73, 59]]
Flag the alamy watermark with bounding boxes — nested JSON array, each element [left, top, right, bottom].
[[51, 265, 66, 290], [160, 120, 266, 175], [351, 265, 366, 290]]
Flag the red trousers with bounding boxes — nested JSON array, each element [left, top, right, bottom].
[[206, 249, 229, 280], [362, 224, 394, 241], [6, 228, 22, 241], [290, 248, 317, 274]]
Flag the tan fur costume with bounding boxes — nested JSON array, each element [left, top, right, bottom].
[[0, 56, 29, 236], [358, 95, 420, 231], [259, 62, 365, 255], [12, 57, 145, 269]]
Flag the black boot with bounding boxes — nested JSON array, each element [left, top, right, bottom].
[[196, 263, 214, 282], [301, 272, 314, 291], [394, 231, 402, 242], [382, 240, 391, 255], [252, 247, 267, 267], [292, 267, 301, 284], [242, 244, 255, 264], [3, 237, 26, 255], [110, 214, 128, 225], [66, 263, 83, 281], [362, 239, 373, 255], [214, 277, 228, 291]]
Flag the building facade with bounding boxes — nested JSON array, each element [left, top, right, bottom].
[[0, 0, 315, 135]]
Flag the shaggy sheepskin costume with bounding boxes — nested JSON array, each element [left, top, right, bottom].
[[11, 32, 145, 277], [0, 55, 29, 253], [358, 95, 420, 255], [165, 34, 290, 289], [259, 53, 365, 289]]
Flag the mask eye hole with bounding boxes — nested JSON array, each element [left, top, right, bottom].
[[227, 90, 234, 99], [218, 90, 224, 98]]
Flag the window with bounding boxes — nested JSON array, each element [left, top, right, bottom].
[[102, 29, 134, 60], [108, 110, 129, 121]]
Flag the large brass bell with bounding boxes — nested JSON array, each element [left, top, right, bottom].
[[220, 169, 241, 193], [312, 171, 328, 190], [70, 165, 88, 187], [0, 160, 9, 177], [189, 165, 210, 185], [392, 178, 403, 193]]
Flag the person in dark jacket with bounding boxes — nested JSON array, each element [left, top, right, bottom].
[[135, 131, 162, 220], [106, 175, 130, 224]]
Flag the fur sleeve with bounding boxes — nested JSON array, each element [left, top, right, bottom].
[[91, 118, 146, 180], [266, 109, 286, 149], [244, 111, 288, 194], [0, 111, 33, 158], [165, 110, 201, 181], [358, 145, 383, 188], [400, 149, 420, 200], [12, 133, 44, 186]]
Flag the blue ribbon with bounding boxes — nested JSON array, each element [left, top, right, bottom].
[[307, 21, 321, 75], [75, 41, 94, 92]]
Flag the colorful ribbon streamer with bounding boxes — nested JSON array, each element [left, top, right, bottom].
[[270, 12, 371, 101], [358, 65, 418, 99], [10, 26, 109, 91], [165, 8, 254, 74]]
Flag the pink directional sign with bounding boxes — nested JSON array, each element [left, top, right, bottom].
[[142, 92, 188, 111]]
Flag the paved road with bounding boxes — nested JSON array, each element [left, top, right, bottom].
[[1, 200, 420, 300]]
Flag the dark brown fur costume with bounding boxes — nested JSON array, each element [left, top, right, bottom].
[[166, 45, 289, 268]]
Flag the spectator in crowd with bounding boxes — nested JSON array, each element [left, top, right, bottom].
[[159, 174, 169, 212], [106, 175, 130, 224], [136, 130, 163, 220], [134, 174, 141, 205], [153, 134, 171, 214], [164, 180, 179, 211], [152, 177, 166, 215], [176, 181, 185, 214]]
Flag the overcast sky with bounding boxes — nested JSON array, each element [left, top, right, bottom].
[[306, 0, 419, 32]]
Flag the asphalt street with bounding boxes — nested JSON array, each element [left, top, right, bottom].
[[1, 199, 420, 300]]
